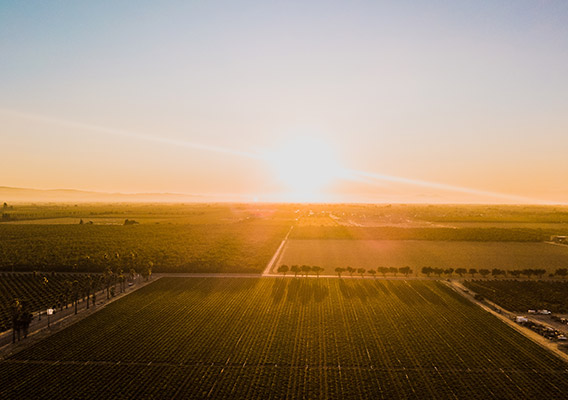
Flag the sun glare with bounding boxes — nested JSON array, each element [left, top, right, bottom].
[[264, 137, 343, 202]]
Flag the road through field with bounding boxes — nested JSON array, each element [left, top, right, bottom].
[[262, 225, 294, 276]]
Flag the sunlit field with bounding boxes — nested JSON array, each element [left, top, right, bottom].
[[4, 1, 568, 399], [1, 277, 567, 399], [0, 204, 294, 273], [277, 239, 568, 275]]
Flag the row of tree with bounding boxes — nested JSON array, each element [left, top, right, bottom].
[[10, 298, 33, 344], [9, 262, 154, 343], [421, 267, 568, 279], [277, 265, 413, 278], [276, 265, 568, 279]]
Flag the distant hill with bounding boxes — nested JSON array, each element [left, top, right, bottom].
[[0, 186, 204, 203]]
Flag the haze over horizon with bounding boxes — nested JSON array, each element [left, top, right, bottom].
[[1, 1, 567, 204]]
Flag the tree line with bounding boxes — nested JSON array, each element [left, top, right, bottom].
[[276, 265, 568, 279], [5, 258, 154, 343], [277, 265, 413, 278]]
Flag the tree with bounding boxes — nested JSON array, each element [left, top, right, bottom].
[[421, 267, 433, 277], [277, 264, 289, 276], [534, 269, 546, 279], [301, 265, 311, 277], [378, 267, 388, 277], [509, 269, 521, 278], [312, 266, 324, 278], [455, 268, 467, 277], [479, 269, 490, 278], [335, 267, 346, 278], [399, 266, 412, 277], [64, 280, 73, 308], [521, 269, 534, 279], [468, 268, 478, 278], [388, 267, 398, 277], [346, 266, 355, 277], [555, 268, 568, 278], [103, 268, 113, 299], [291, 265, 300, 278], [118, 272, 125, 293], [433, 268, 444, 277], [491, 268, 504, 278], [357, 268, 366, 278], [72, 280, 80, 314], [11, 298, 33, 343], [85, 275, 93, 309], [10, 298, 22, 344], [368, 269, 377, 279], [39, 276, 49, 321], [141, 261, 153, 282], [444, 268, 454, 276]]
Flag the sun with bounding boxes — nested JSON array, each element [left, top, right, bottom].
[[264, 137, 343, 202]]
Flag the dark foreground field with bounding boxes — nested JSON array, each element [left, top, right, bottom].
[[1, 278, 567, 399]]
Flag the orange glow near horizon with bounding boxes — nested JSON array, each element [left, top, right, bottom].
[[263, 137, 345, 202]]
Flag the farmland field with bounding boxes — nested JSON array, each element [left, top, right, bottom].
[[276, 239, 568, 274], [463, 280, 568, 313], [0, 204, 294, 273], [1, 277, 567, 399]]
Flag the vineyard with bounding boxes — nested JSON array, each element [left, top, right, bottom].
[[0, 273, 101, 332], [463, 280, 568, 313], [1, 277, 567, 399]]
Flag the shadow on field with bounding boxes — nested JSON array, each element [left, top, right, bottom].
[[338, 280, 381, 301], [384, 281, 420, 306], [277, 279, 329, 304], [184, 277, 257, 298], [271, 279, 286, 304], [411, 282, 448, 307]]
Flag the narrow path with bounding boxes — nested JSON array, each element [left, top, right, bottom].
[[442, 280, 568, 364], [262, 225, 294, 276]]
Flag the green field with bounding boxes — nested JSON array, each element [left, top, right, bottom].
[[277, 239, 568, 274], [1, 277, 567, 399]]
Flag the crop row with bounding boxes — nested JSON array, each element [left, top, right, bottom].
[[463, 280, 568, 313], [2, 278, 567, 398]]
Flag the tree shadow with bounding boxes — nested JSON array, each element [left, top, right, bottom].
[[285, 279, 329, 304], [271, 279, 287, 304]]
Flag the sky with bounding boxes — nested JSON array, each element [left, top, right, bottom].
[[1, 1, 567, 203]]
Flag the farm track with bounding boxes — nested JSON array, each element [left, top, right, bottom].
[[262, 225, 294, 276]]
